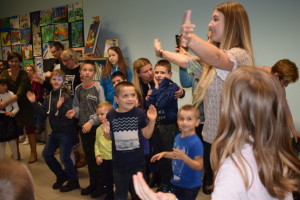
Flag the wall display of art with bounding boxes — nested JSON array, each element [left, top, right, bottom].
[[23, 59, 34, 67], [32, 34, 42, 56], [2, 46, 12, 61], [68, 2, 84, 22], [84, 21, 100, 54], [20, 13, 30, 29], [71, 20, 83, 47], [54, 23, 68, 41], [0, 1, 84, 63], [34, 57, 44, 77], [12, 45, 21, 54], [1, 32, 11, 46], [30, 11, 40, 34], [11, 30, 21, 45]]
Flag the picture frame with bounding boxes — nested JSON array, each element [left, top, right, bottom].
[[72, 47, 84, 58], [84, 20, 101, 55], [103, 38, 119, 57]]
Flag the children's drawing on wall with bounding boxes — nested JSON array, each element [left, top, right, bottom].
[[20, 13, 30, 29], [2, 46, 11, 61], [54, 23, 68, 41], [40, 8, 53, 26], [10, 16, 20, 29], [21, 44, 33, 60], [53, 5, 68, 23], [33, 34, 42, 56], [30, 11, 41, 34], [11, 30, 21, 45], [23, 59, 34, 67], [0, 17, 10, 32], [68, 1, 84, 22], [84, 19, 100, 54], [71, 20, 83, 47], [20, 29, 31, 44], [34, 56, 44, 77], [12, 45, 21, 55], [1, 32, 11, 46], [42, 42, 54, 59], [41, 25, 54, 42]]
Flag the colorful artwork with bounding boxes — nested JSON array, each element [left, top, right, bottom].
[[104, 39, 119, 57], [41, 25, 54, 42], [23, 59, 34, 67], [60, 40, 70, 50], [34, 57, 44, 77], [20, 13, 30, 29], [84, 21, 101, 54], [33, 34, 42, 56], [1, 32, 11, 46], [20, 29, 31, 44], [10, 16, 20, 29], [21, 44, 33, 60], [11, 30, 21, 45], [42, 42, 54, 59], [40, 8, 53, 26], [12, 45, 21, 54], [71, 21, 84, 47], [68, 2, 84, 22], [54, 23, 68, 41], [2, 46, 12, 61], [30, 11, 40, 34], [0, 17, 10, 32], [53, 6, 68, 23]]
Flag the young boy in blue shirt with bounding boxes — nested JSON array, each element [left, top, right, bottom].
[[151, 105, 204, 200]]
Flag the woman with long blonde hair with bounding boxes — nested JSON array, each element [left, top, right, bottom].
[[154, 1, 254, 193]]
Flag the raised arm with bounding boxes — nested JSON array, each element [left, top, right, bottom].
[[141, 105, 157, 139]]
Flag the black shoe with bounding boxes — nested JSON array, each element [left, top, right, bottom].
[[35, 125, 45, 135], [104, 191, 115, 200], [52, 174, 68, 189], [81, 185, 93, 196], [202, 184, 212, 195], [91, 185, 106, 198], [60, 179, 80, 192]]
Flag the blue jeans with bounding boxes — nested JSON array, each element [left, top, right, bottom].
[[113, 162, 145, 200], [42, 130, 78, 181], [173, 185, 200, 200]]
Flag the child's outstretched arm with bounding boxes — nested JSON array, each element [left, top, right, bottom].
[[141, 105, 157, 139], [151, 152, 173, 162], [172, 148, 203, 171]]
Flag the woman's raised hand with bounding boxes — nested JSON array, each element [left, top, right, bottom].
[[181, 10, 196, 46]]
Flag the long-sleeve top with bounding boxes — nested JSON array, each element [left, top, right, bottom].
[[73, 81, 105, 126], [94, 126, 112, 160], [0, 90, 19, 116], [100, 66, 132, 103], [32, 88, 74, 132]]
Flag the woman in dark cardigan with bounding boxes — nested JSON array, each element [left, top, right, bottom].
[[0, 52, 37, 163]]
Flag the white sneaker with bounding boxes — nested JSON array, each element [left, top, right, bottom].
[[23, 137, 29, 145]]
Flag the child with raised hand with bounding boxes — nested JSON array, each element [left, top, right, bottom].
[[133, 66, 300, 200], [146, 59, 180, 193], [0, 77, 19, 160], [100, 46, 132, 103], [26, 69, 80, 192], [66, 59, 106, 198], [151, 105, 203, 200], [103, 81, 157, 200], [94, 101, 114, 200]]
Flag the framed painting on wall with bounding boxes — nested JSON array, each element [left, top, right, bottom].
[[84, 20, 101, 55], [103, 39, 119, 57], [72, 47, 84, 58]]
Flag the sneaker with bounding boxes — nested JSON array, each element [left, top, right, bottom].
[[91, 185, 106, 198], [81, 185, 93, 196], [52, 175, 68, 189], [22, 137, 29, 145], [60, 179, 80, 192]]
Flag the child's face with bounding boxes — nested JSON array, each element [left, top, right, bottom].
[[25, 66, 34, 75], [108, 50, 119, 66], [0, 83, 7, 94], [154, 66, 171, 85], [114, 86, 137, 112], [80, 64, 95, 82], [97, 106, 110, 123], [177, 110, 200, 135], [112, 76, 125, 88], [50, 75, 64, 90]]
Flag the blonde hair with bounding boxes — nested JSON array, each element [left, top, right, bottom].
[[193, 2, 254, 107], [178, 104, 200, 120], [0, 159, 35, 200], [211, 66, 300, 198], [132, 58, 152, 106], [24, 64, 36, 73], [96, 101, 113, 111], [61, 48, 79, 64]]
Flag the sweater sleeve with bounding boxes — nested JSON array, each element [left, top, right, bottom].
[[72, 86, 80, 119], [156, 81, 179, 109], [179, 68, 193, 88], [94, 126, 102, 157]]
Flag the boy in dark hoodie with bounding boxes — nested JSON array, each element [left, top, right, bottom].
[[26, 69, 80, 192]]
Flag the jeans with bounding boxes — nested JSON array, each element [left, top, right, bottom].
[[113, 162, 145, 200], [101, 159, 114, 193], [42, 130, 78, 181], [174, 185, 200, 200]]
